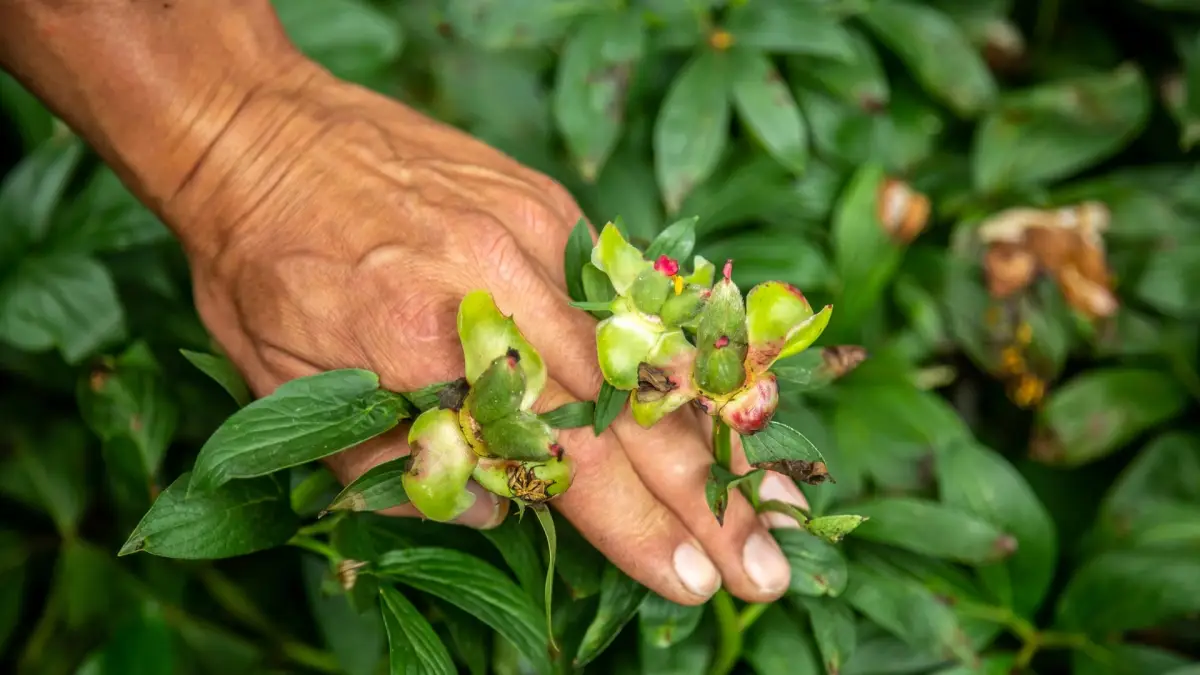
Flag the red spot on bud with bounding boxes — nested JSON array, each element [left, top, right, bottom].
[[654, 255, 680, 276], [783, 283, 807, 302], [723, 259, 734, 281], [550, 443, 565, 460], [505, 347, 521, 368], [714, 336, 730, 349]]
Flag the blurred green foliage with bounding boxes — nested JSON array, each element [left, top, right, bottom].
[[2, 0, 1200, 674]]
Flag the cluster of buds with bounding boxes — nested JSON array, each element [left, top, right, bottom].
[[589, 224, 832, 435], [979, 201, 1117, 320], [401, 291, 573, 521]]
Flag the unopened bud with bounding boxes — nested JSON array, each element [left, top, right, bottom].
[[468, 350, 526, 424], [696, 261, 748, 347], [694, 338, 748, 397], [659, 284, 709, 328], [718, 373, 779, 435], [479, 411, 560, 461], [630, 267, 672, 315], [402, 409, 479, 522]]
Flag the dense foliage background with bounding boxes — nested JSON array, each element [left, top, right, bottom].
[[2, 0, 1200, 673]]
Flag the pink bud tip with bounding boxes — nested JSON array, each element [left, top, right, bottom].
[[723, 259, 733, 280], [714, 336, 730, 349], [654, 255, 680, 276], [550, 443, 565, 460]]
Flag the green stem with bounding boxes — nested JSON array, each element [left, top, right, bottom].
[[713, 421, 732, 471], [708, 590, 742, 675], [288, 534, 342, 562], [738, 602, 770, 632]]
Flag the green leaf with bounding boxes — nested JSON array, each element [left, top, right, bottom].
[[789, 27, 890, 109], [377, 547, 551, 675], [740, 421, 830, 484], [55, 165, 172, 253], [443, 0, 587, 50], [0, 73, 54, 151], [1166, 32, 1200, 150], [654, 51, 731, 213], [849, 497, 1017, 565], [724, 1, 856, 59], [639, 592, 705, 648], [302, 555, 386, 675], [100, 606, 176, 675], [705, 464, 762, 525], [0, 253, 125, 363], [439, 605, 489, 675], [539, 402, 597, 430], [830, 162, 904, 338], [775, 529, 848, 596], [844, 562, 976, 665], [380, 585, 456, 675], [795, 596, 857, 675], [1072, 643, 1197, 675], [0, 421, 90, 536], [574, 564, 649, 667], [553, 12, 645, 180], [639, 624, 715, 675], [935, 439, 1057, 617], [743, 604, 821, 675], [861, 0, 996, 117], [119, 472, 298, 558], [644, 216, 699, 263], [1034, 368, 1188, 468], [180, 349, 252, 408], [0, 533, 27, 653], [404, 380, 462, 413], [563, 217, 593, 303], [0, 133, 84, 263], [1056, 549, 1200, 636], [324, 457, 411, 515], [272, 0, 403, 87], [532, 506, 558, 650], [1133, 241, 1200, 319], [1094, 432, 1200, 551], [582, 262, 617, 307], [972, 64, 1150, 193], [189, 369, 411, 493], [554, 513, 607, 599], [593, 381, 629, 436], [568, 301, 614, 311], [730, 49, 808, 174], [480, 517, 545, 609]]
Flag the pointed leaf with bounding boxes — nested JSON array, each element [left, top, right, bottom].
[[795, 596, 857, 675], [324, 457, 410, 515], [574, 564, 649, 667], [654, 51, 731, 213], [731, 49, 808, 174], [775, 529, 848, 597], [743, 605, 822, 675], [850, 498, 1017, 565], [644, 216, 699, 263], [724, 2, 857, 58], [639, 593, 705, 648], [563, 217, 593, 303], [180, 350, 251, 407], [538, 401, 597, 429], [380, 585, 456, 675], [741, 421, 831, 485]]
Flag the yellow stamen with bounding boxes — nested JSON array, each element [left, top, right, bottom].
[[673, 275, 684, 296], [1015, 321, 1033, 346]]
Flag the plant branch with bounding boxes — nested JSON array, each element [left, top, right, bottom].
[[713, 420, 732, 471], [708, 589, 742, 675]]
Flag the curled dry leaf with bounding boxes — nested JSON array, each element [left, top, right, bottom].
[[876, 177, 931, 245], [756, 459, 835, 486]]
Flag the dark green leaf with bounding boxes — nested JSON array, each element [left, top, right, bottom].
[[563, 217, 593, 303], [554, 513, 607, 599], [743, 604, 821, 675], [0, 73, 54, 151], [568, 301, 614, 311], [795, 596, 857, 675], [724, 1, 856, 59], [303, 556, 386, 675], [654, 51, 731, 213], [830, 162, 904, 337], [0, 421, 90, 536], [972, 64, 1150, 193], [789, 27, 890, 109], [380, 585, 456, 675], [55, 166, 172, 253], [1134, 241, 1200, 319], [404, 380, 461, 412], [639, 623, 715, 675], [1072, 643, 1197, 675], [0, 532, 27, 653], [0, 134, 84, 262], [324, 457, 411, 515], [731, 49, 808, 174], [292, 465, 342, 518], [639, 592, 705, 648], [532, 506, 557, 649], [775, 529, 848, 596], [593, 381, 629, 435], [574, 564, 649, 667], [740, 421, 830, 485], [935, 439, 1057, 617], [439, 605, 489, 675], [443, 0, 587, 50], [272, 0, 403, 87], [554, 13, 645, 180], [861, 0, 996, 116], [582, 262, 617, 319], [100, 606, 176, 675], [377, 547, 551, 675], [480, 517, 545, 608], [705, 463, 762, 525], [1034, 368, 1188, 468], [180, 349, 252, 408], [190, 369, 411, 493], [844, 562, 976, 665], [119, 472, 299, 559], [0, 253, 125, 363], [849, 497, 1017, 565], [1057, 548, 1200, 636], [644, 215, 699, 263], [538, 402, 596, 431]]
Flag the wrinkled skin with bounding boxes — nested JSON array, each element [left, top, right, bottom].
[[2, 3, 809, 605]]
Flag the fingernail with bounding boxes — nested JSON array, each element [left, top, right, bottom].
[[743, 532, 791, 595], [673, 542, 721, 598], [757, 472, 807, 529], [460, 482, 507, 529]]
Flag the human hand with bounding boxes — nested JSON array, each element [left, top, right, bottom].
[[164, 59, 810, 606]]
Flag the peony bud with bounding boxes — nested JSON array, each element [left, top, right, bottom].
[[659, 283, 709, 329], [402, 409, 479, 522], [472, 455, 575, 504], [696, 261, 748, 347], [717, 373, 779, 435], [479, 411, 560, 461], [693, 337, 748, 397], [630, 329, 699, 428], [468, 350, 526, 424], [630, 266, 672, 315], [596, 299, 664, 390], [458, 290, 546, 410]]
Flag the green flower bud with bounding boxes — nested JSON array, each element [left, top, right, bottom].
[[659, 283, 709, 328], [402, 409, 478, 522], [696, 261, 748, 347], [596, 300, 664, 390], [745, 281, 833, 374], [468, 350, 525, 424], [630, 329, 698, 428], [805, 514, 867, 543], [591, 222, 651, 296], [684, 255, 716, 288], [458, 290, 547, 410], [693, 337, 748, 397], [630, 267, 672, 315], [472, 455, 575, 504], [479, 411, 561, 461], [717, 373, 779, 435]]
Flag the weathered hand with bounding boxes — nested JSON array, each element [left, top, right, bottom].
[[167, 61, 809, 606]]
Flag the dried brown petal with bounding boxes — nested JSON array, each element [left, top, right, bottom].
[[876, 178, 931, 244], [983, 242, 1038, 299], [821, 345, 868, 379]]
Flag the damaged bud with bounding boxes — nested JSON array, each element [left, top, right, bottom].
[[472, 455, 575, 504], [402, 408, 480, 522], [716, 373, 779, 435], [479, 411, 560, 461], [467, 350, 526, 424], [437, 378, 471, 411]]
